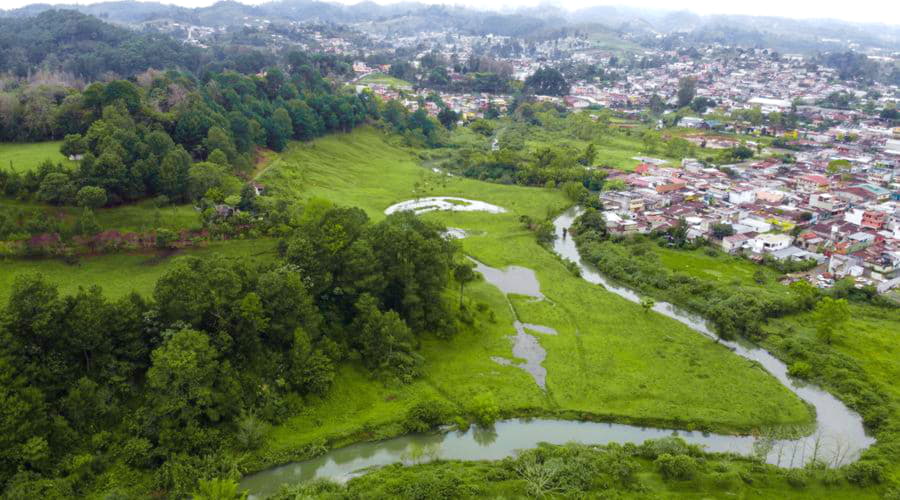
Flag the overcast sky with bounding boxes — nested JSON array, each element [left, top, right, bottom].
[[1, 0, 897, 25]]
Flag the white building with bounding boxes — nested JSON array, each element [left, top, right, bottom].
[[748, 233, 793, 253], [728, 187, 757, 205]]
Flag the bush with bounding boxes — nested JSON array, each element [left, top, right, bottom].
[[469, 392, 500, 426], [787, 361, 812, 379], [405, 398, 451, 432], [235, 412, 268, 451], [785, 469, 808, 489], [639, 437, 698, 459], [655, 453, 697, 480], [844, 461, 883, 487]]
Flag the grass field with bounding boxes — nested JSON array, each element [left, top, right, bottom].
[[251, 127, 813, 468], [655, 246, 790, 296], [1, 198, 200, 232], [0, 239, 278, 303], [357, 73, 413, 88], [0, 141, 74, 172], [767, 304, 900, 483]]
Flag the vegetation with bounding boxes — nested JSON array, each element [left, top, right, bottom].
[[268, 439, 885, 499], [0, 141, 74, 173], [0, 203, 462, 497], [572, 212, 900, 488]]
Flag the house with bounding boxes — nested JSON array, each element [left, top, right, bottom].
[[721, 233, 753, 253], [808, 193, 847, 215], [680, 116, 706, 128], [738, 218, 773, 233], [748, 233, 793, 253], [601, 191, 644, 213], [797, 232, 824, 251], [797, 174, 830, 192], [853, 184, 891, 202], [728, 187, 756, 205], [861, 210, 887, 230]]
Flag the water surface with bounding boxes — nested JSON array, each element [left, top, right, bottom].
[[240, 206, 874, 498]]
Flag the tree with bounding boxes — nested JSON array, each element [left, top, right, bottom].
[[267, 108, 294, 152], [35, 172, 74, 205], [578, 143, 597, 166], [711, 223, 734, 239], [640, 297, 655, 313], [524, 67, 569, 97], [146, 328, 237, 451], [827, 159, 851, 175], [437, 107, 458, 130], [76, 186, 107, 209], [351, 294, 421, 381], [690, 97, 716, 113], [75, 208, 101, 236], [676, 77, 697, 108], [158, 146, 192, 202], [812, 297, 850, 344], [648, 94, 666, 114], [453, 261, 476, 309], [60, 134, 86, 158]]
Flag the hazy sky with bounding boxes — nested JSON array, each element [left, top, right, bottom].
[[1, 0, 897, 25]]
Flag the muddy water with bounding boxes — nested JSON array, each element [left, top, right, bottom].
[[552, 207, 874, 468], [239, 204, 875, 498], [469, 258, 556, 388]]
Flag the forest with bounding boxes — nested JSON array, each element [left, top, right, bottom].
[[0, 61, 376, 229], [0, 207, 464, 497], [0, 10, 203, 80]]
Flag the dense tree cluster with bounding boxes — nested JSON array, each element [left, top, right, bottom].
[[0, 206, 460, 497], [524, 66, 569, 97], [1, 66, 377, 206], [0, 10, 203, 80]]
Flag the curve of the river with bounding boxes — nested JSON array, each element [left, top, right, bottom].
[[240, 205, 874, 499]]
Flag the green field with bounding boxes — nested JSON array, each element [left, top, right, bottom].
[[4, 127, 890, 497], [250, 127, 813, 470], [0, 141, 74, 172], [1, 198, 200, 233], [0, 239, 278, 303], [655, 246, 790, 296], [357, 72, 413, 88]]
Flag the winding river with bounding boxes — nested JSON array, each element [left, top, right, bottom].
[[239, 205, 874, 498]]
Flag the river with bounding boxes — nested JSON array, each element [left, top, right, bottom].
[[239, 206, 873, 498]]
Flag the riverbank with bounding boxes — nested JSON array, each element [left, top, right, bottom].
[[238, 129, 819, 494], [568, 207, 896, 486]]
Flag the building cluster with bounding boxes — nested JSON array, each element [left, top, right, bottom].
[[599, 139, 900, 291]]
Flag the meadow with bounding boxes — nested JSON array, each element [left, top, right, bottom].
[[250, 127, 813, 470], [0, 238, 278, 303], [2, 127, 889, 497], [357, 73, 413, 88], [0, 141, 74, 172]]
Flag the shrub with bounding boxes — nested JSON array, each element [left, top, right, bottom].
[[235, 412, 268, 451], [787, 361, 812, 379], [844, 461, 883, 487], [785, 469, 808, 489], [404, 398, 451, 432], [655, 453, 697, 480], [469, 392, 500, 426], [639, 437, 698, 459]]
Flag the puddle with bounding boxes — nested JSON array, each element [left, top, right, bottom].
[[384, 197, 507, 215]]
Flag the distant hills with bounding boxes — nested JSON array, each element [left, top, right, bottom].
[[2, 0, 899, 52]]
